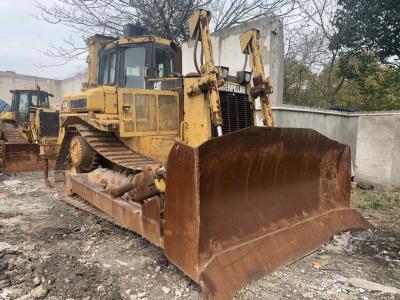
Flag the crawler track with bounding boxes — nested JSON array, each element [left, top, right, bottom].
[[55, 124, 156, 172], [0, 122, 28, 143]]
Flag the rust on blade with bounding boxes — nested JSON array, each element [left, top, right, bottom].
[[164, 126, 371, 299], [0, 122, 56, 174], [199, 208, 370, 299], [1, 143, 42, 173]]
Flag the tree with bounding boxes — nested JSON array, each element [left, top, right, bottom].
[[332, 0, 400, 65], [337, 53, 400, 110], [36, 0, 298, 63], [36, 0, 210, 41], [283, 0, 346, 108], [210, 0, 296, 30], [284, 53, 400, 111]]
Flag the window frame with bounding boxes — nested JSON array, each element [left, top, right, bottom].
[[119, 44, 150, 89], [97, 42, 180, 88], [154, 45, 177, 79], [97, 48, 118, 86]]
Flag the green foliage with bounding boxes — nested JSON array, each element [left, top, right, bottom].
[[284, 59, 324, 107], [332, 0, 400, 64], [284, 58, 347, 109], [338, 54, 400, 110], [284, 54, 400, 111], [360, 190, 400, 213], [284, 0, 400, 111]]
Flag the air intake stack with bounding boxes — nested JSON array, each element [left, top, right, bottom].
[[123, 24, 147, 37]]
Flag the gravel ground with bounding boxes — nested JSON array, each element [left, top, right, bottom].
[[0, 172, 399, 300]]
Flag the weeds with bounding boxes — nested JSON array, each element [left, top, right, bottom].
[[353, 190, 400, 220]]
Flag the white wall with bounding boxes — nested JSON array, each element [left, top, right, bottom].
[[355, 115, 400, 189], [270, 107, 359, 164], [0, 71, 85, 109], [0, 71, 62, 105], [182, 15, 284, 107], [269, 106, 400, 190], [59, 73, 86, 106]]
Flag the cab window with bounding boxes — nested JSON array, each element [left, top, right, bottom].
[[31, 94, 47, 107], [19, 93, 29, 112], [124, 46, 146, 88], [98, 51, 117, 85], [155, 47, 176, 78]]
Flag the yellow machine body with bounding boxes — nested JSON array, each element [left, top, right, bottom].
[[0, 89, 59, 175]]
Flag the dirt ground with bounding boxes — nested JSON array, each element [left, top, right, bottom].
[[0, 172, 399, 300]]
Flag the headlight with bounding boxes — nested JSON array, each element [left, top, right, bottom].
[[218, 66, 229, 81], [236, 71, 251, 85]]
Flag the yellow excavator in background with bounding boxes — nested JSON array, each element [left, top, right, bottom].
[[0, 88, 59, 184], [55, 9, 370, 299]]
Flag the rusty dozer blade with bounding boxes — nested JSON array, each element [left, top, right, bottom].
[[164, 126, 371, 300], [0, 142, 43, 173]]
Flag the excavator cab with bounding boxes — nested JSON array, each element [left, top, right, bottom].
[[55, 9, 370, 299]]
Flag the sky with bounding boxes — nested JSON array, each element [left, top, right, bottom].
[[0, 0, 86, 79]]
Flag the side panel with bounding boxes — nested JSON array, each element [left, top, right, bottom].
[[182, 77, 212, 147], [104, 90, 118, 114], [117, 88, 179, 137], [39, 110, 60, 137]]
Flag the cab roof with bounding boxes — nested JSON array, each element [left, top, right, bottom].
[[10, 90, 53, 96], [103, 35, 178, 50]]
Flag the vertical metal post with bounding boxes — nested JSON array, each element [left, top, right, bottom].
[[198, 10, 223, 132], [43, 157, 51, 187], [249, 30, 274, 127], [240, 29, 274, 127]]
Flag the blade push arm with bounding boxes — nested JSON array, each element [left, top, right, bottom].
[[240, 29, 274, 127]]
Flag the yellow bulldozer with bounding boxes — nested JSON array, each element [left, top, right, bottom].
[[55, 9, 370, 299], [0, 88, 59, 183]]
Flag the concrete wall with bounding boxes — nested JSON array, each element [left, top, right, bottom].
[[182, 15, 284, 107], [271, 107, 359, 164], [267, 106, 400, 190], [0, 71, 62, 105], [0, 71, 85, 109], [59, 73, 86, 104], [355, 115, 400, 189]]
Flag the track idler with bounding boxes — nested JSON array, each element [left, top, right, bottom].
[[164, 126, 371, 299]]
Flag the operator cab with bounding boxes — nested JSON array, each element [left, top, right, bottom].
[[97, 37, 181, 89], [10, 90, 53, 124]]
